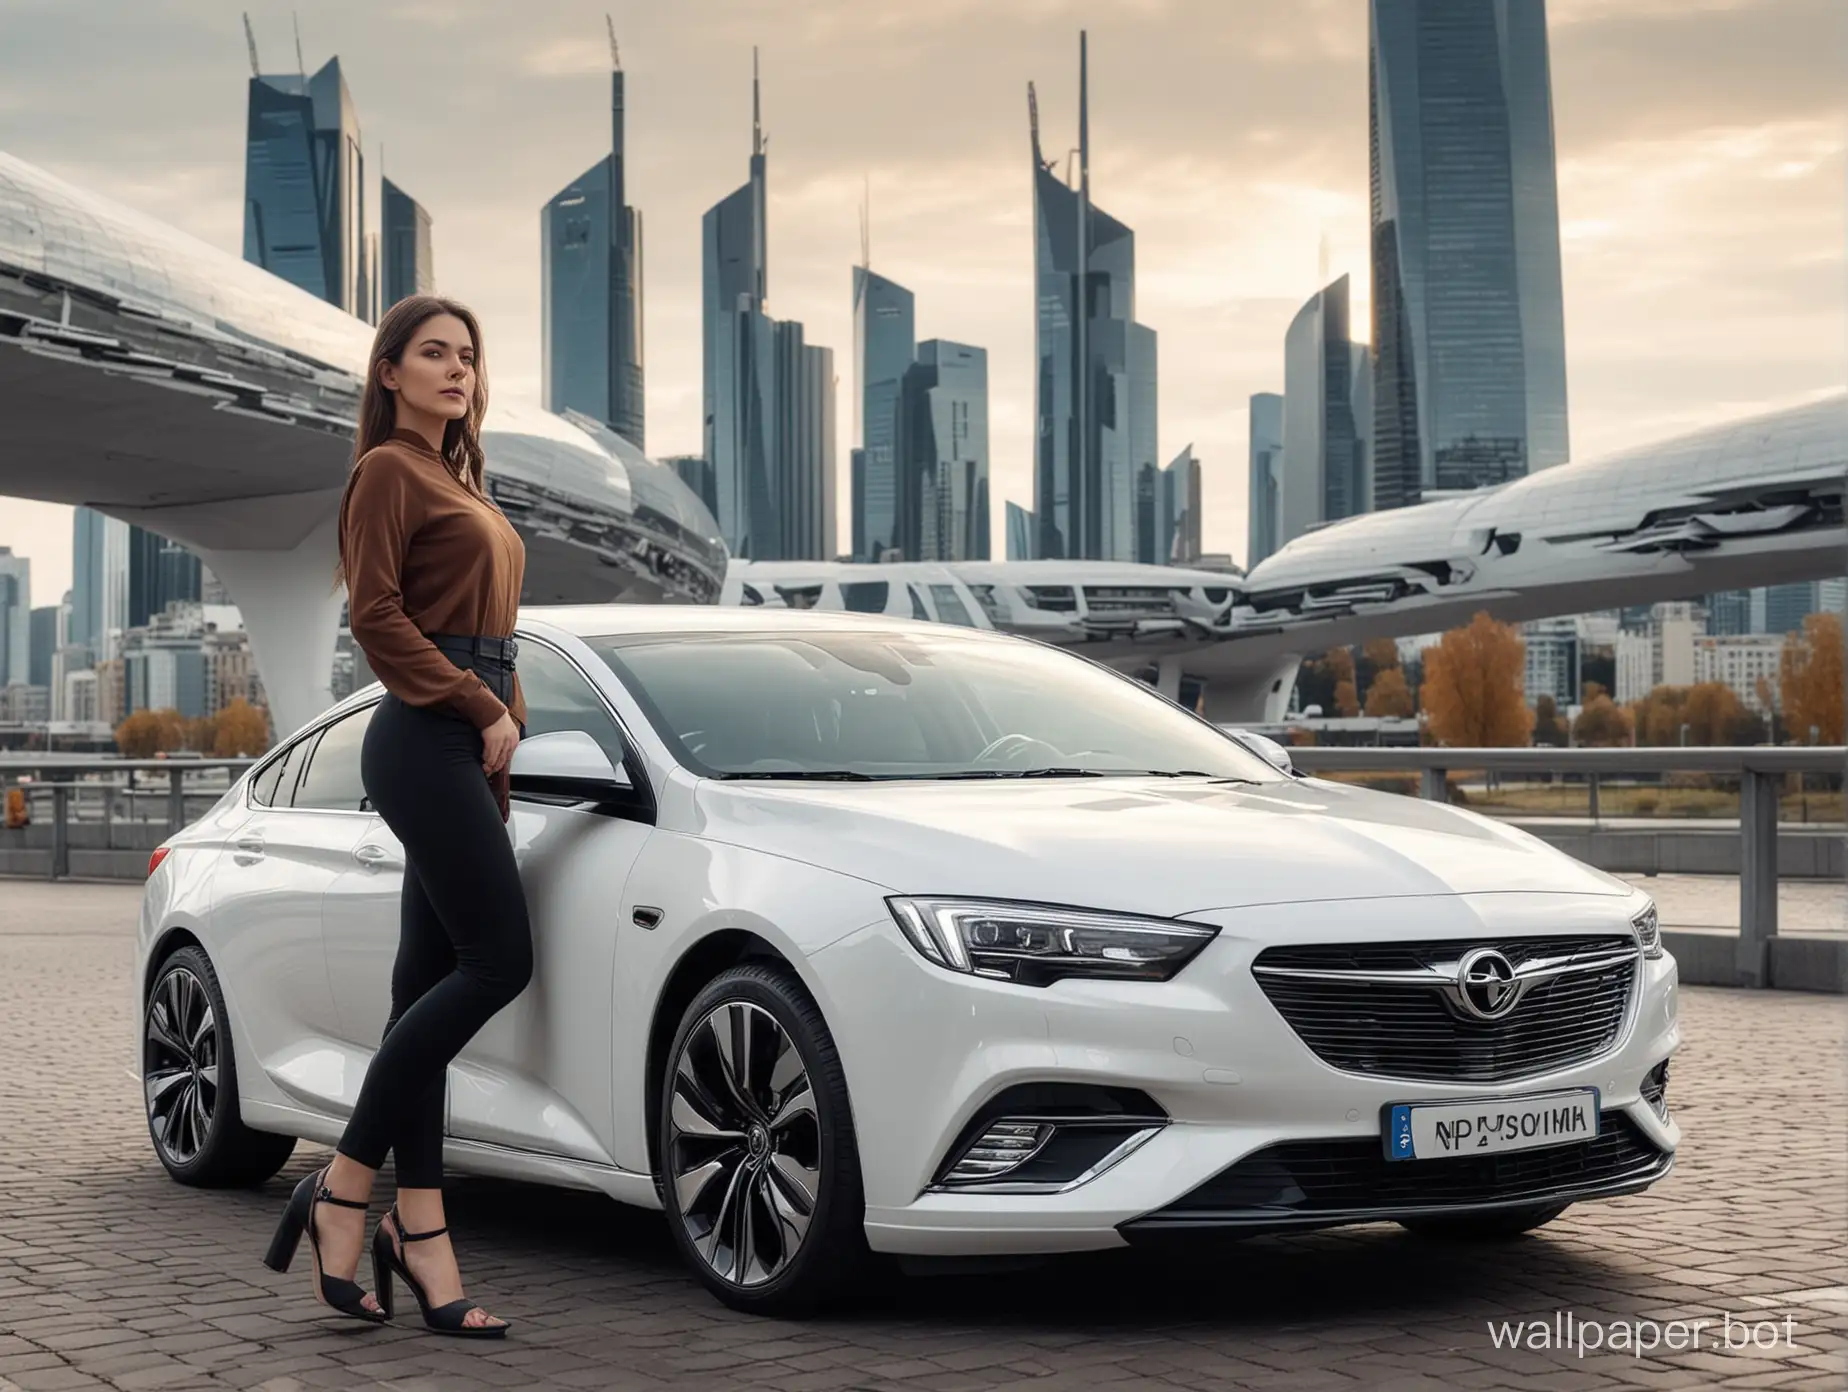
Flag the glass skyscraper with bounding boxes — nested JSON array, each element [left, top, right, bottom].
[[1030, 32, 1160, 562], [243, 56, 366, 318], [127, 526, 202, 629], [69, 506, 128, 661], [701, 52, 834, 561], [900, 340, 990, 562], [1369, 0, 1567, 508], [1281, 275, 1369, 551], [0, 547, 27, 688], [1005, 502, 1036, 562], [852, 266, 915, 561], [380, 176, 433, 309], [541, 40, 645, 450], [1247, 393, 1284, 568]]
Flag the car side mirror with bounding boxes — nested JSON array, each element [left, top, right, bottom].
[[1229, 729, 1297, 777], [509, 729, 633, 801]]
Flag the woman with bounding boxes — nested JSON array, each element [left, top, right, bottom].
[[261, 295, 528, 1338]]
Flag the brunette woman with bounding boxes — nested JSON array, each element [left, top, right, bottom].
[[262, 295, 528, 1338]]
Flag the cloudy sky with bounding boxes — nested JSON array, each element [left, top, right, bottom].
[[1, 0, 1842, 602]]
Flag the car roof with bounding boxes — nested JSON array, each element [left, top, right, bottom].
[[516, 602, 1006, 642]]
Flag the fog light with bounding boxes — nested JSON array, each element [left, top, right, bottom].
[[941, 1120, 1053, 1182]]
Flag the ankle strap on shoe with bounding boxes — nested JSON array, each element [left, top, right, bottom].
[[316, 1184, 369, 1211], [390, 1205, 449, 1243]]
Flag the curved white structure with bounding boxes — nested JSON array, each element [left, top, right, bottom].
[[736, 399, 1845, 721], [0, 150, 726, 737], [138, 605, 1678, 1313]]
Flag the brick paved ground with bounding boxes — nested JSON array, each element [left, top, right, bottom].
[[2, 881, 1843, 1392]]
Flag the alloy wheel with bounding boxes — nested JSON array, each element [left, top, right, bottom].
[[144, 965, 218, 1166], [667, 1000, 822, 1287]]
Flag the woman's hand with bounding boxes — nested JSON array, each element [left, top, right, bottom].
[[481, 711, 521, 777]]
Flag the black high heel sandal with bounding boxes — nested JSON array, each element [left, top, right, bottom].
[[262, 1167, 388, 1324], [371, 1205, 510, 1338]]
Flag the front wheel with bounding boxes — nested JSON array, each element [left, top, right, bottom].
[[1399, 1202, 1570, 1241], [658, 964, 869, 1316], [143, 945, 296, 1187]]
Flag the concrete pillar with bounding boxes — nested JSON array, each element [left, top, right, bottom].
[[1198, 655, 1302, 725], [194, 510, 344, 741]]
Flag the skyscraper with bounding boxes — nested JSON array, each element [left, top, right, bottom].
[[852, 265, 915, 561], [702, 51, 835, 561], [380, 176, 434, 309], [900, 340, 990, 562], [127, 526, 203, 629], [0, 548, 27, 687], [29, 605, 60, 690], [1247, 393, 1284, 568], [68, 506, 129, 661], [1369, 0, 1567, 508], [1159, 444, 1202, 566], [1029, 32, 1160, 562], [243, 48, 367, 318], [541, 25, 645, 449], [1281, 275, 1369, 551], [1006, 502, 1036, 562]]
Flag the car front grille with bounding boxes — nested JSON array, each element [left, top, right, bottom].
[[1252, 935, 1637, 1084], [1125, 1113, 1667, 1233]]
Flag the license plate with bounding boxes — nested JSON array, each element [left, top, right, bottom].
[[1383, 1088, 1600, 1162]]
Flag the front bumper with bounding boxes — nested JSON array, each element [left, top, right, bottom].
[[809, 892, 1680, 1257]]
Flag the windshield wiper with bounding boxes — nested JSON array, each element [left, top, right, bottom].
[[715, 769, 881, 781]]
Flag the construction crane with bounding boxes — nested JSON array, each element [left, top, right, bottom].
[[242, 11, 260, 78]]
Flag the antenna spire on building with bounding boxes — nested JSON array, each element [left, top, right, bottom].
[[606, 13, 620, 70], [291, 11, 305, 74], [242, 11, 260, 78], [1027, 81, 1042, 166], [752, 47, 762, 156]]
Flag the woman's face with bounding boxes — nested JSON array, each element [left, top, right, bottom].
[[379, 313, 476, 421]]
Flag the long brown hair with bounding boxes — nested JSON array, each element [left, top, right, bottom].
[[334, 295, 490, 587]]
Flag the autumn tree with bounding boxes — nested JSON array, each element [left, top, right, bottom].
[[1781, 612, 1844, 744], [114, 709, 185, 757], [1364, 667, 1415, 718], [182, 715, 218, 753], [1419, 613, 1534, 747], [212, 699, 273, 757], [1573, 693, 1634, 747]]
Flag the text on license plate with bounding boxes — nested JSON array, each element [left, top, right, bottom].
[[1384, 1088, 1600, 1162]]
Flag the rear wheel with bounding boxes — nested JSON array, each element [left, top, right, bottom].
[[143, 945, 295, 1187], [1399, 1202, 1570, 1240], [658, 964, 869, 1316]]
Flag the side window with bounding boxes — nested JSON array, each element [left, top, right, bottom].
[[252, 736, 310, 808], [517, 643, 629, 774], [291, 705, 375, 812], [249, 751, 288, 807]]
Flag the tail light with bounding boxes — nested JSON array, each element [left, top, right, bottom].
[[148, 846, 171, 877]]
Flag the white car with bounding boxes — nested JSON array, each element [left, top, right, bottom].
[[136, 606, 1680, 1314]]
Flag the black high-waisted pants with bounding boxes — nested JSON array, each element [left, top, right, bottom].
[[335, 689, 531, 1189]]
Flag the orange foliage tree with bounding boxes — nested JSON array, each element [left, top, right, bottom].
[[212, 699, 273, 757], [1364, 667, 1415, 718], [1573, 692, 1634, 747], [1419, 613, 1534, 747], [1780, 612, 1844, 744], [114, 709, 186, 757]]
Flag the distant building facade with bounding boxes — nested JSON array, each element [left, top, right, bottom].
[[899, 340, 990, 562], [1280, 276, 1369, 552], [1369, 0, 1568, 508], [1005, 502, 1036, 562], [380, 177, 434, 308], [852, 266, 915, 562], [1247, 393, 1284, 568]]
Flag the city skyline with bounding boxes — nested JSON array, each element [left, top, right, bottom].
[[1, 0, 1842, 598]]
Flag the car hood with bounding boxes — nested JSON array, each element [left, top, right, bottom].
[[686, 775, 1631, 918]]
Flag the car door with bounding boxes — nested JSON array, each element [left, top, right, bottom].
[[207, 704, 377, 1114], [319, 639, 653, 1167]]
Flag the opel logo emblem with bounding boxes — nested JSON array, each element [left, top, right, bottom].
[[1456, 948, 1522, 1020]]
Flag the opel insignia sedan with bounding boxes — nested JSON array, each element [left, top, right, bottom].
[[136, 606, 1680, 1314]]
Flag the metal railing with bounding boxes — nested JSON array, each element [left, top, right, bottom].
[[1, 757, 257, 880], [1284, 745, 1846, 989]]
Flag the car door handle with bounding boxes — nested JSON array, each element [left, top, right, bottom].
[[354, 843, 401, 870], [232, 834, 265, 862]]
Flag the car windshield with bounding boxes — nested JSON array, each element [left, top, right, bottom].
[[586, 628, 1281, 783]]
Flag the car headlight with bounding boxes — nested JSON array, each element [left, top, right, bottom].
[[886, 897, 1220, 987], [1632, 902, 1662, 959]]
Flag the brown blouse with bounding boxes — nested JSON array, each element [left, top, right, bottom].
[[339, 430, 528, 734]]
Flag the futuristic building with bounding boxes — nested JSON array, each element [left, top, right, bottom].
[[242, 54, 367, 320], [540, 26, 645, 450], [701, 51, 834, 561], [1281, 275, 1369, 551], [1152, 444, 1201, 567], [1029, 32, 1159, 563], [0, 150, 725, 738], [1247, 393, 1284, 568], [728, 398, 1845, 722], [380, 176, 434, 307], [851, 264, 914, 561], [1369, 0, 1568, 507], [899, 340, 990, 562]]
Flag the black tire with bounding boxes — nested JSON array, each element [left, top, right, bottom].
[[1399, 1202, 1570, 1240], [657, 963, 869, 1316], [143, 945, 296, 1188]]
